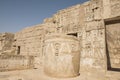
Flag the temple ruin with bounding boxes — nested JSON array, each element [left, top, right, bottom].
[[0, 0, 120, 80]]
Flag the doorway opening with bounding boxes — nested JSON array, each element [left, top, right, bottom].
[[17, 46, 20, 55], [105, 17, 120, 72]]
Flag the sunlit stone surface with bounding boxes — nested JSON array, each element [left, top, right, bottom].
[[44, 34, 80, 77], [0, 0, 120, 80]]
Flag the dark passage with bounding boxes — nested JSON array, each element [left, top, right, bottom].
[[17, 46, 20, 55]]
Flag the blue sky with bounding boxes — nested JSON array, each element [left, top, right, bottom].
[[0, 0, 88, 33]]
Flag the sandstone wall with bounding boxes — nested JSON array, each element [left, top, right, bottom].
[[15, 24, 45, 56], [79, 0, 107, 71], [45, 0, 107, 71], [52, 4, 82, 34], [0, 55, 34, 71], [103, 0, 120, 19], [14, 0, 120, 72], [15, 22, 57, 67], [0, 33, 14, 55]]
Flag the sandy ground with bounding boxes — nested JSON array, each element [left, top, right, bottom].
[[0, 68, 120, 80]]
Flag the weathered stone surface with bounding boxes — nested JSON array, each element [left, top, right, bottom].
[[103, 0, 120, 19], [14, 24, 45, 56], [0, 0, 120, 79], [44, 34, 80, 78], [0, 33, 14, 55], [0, 55, 34, 71]]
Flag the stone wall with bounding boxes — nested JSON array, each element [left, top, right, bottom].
[[14, 23, 56, 67], [15, 24, 45, 56], [80, 21, 106, 71], [0, 33, 14, 55], [14, 19, 57, 56], [13, 0, 120, 72], [79, 0, 106, 71], [103, 0, 120, 19], [0, 55, 34, 71], [52, 4, 82, 34]]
